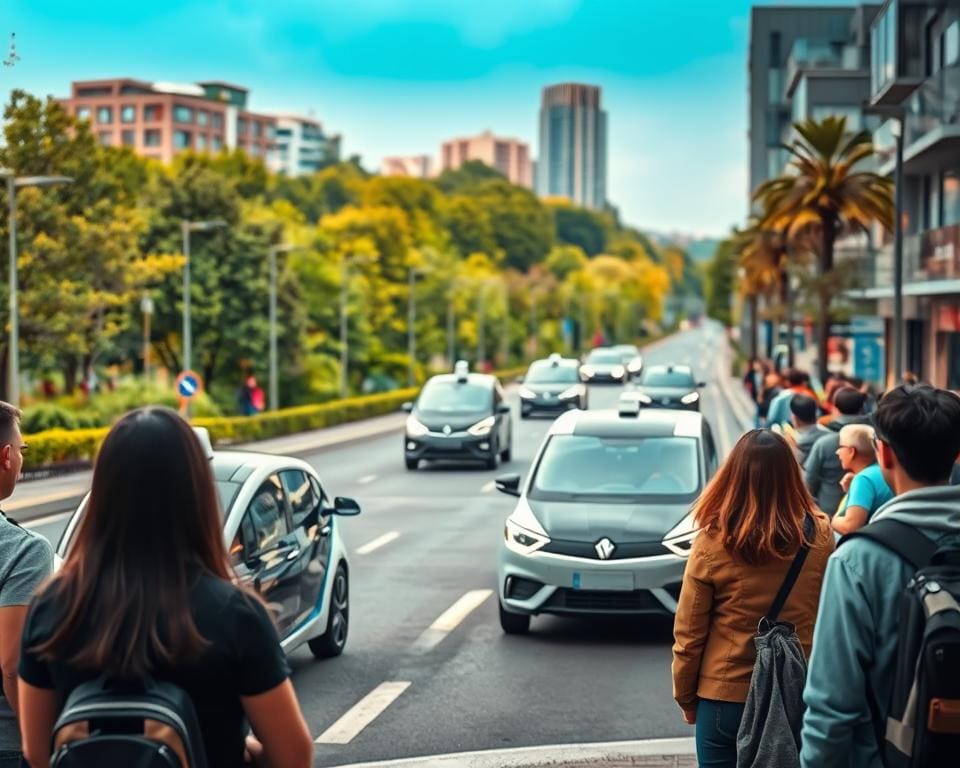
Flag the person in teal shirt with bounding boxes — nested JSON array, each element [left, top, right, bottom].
[[831, 424, 894, 535]]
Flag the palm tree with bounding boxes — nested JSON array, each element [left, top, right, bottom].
[[754, 116, 893, 378], [732, 220, 785, 360]]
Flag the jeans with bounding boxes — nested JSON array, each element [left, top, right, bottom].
[[696, 698, 746, 768]]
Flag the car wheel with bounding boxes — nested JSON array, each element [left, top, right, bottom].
[[308, 563, 349, 659], [500, 439, 512, 463], [405, 457, 419, 470], [520, 410, 530, 420], [485, 441, 500, 470], [499, 602, 530, 635]]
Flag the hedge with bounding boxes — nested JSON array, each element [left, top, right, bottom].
[[22, 367, 527, 470]]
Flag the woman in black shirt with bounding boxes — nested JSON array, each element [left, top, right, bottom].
[[17, 407, 313, 768]]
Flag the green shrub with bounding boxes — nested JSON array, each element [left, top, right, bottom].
[[21, 404, 80, 433]]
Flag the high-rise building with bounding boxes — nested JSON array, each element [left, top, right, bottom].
[[536, 83, 607, 209], [270, 115, 341, 177], [439, 131, 532, 188], [382, 155, 434, 178]]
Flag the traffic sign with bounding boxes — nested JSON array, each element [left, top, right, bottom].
[[175, 370, 203, 400]]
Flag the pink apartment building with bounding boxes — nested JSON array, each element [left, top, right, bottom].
[[440, 131, 533, 188]]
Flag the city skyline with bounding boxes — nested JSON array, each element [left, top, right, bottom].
[[4, 0, 862, 236]]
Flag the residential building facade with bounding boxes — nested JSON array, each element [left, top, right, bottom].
[[536, 83, 607, 209], [269, 115, 341, 177], [382, 155, 435, 178], [439, 131, 532, 188]]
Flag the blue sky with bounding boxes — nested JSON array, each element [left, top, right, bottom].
[[5, 0, 856, 237]]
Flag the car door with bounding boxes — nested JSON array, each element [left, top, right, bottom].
[[230, 473, 302, 636], [279, 469, 330, 626]]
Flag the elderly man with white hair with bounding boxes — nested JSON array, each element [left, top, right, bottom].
[[831, 423, 894, 535]]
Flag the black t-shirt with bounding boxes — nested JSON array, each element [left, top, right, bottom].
[[19, 573, 291, 768]]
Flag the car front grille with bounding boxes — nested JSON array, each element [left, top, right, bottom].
[[543, 588, 663, 613], [541, 540, 669, 560]]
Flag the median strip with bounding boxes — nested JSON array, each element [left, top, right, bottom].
[[315, 681, 412, 745], [413, 589, 492, 652]]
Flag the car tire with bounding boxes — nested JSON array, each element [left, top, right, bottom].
[[520, 410, 530, 420], [500, 440, 512, 463], [499, 602, 530, 635], [308, 563, 349, 659], [486, 441, 500, 470], [405, 457, 419, 470]]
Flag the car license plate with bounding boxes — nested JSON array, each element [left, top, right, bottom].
[[572, 571, 634, 591], [438, 439, 462, 450]]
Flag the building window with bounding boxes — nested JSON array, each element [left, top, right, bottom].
[[211, 113, 224, 130], [237, 118, 248, 135], [253, 121, 263, 138], [121, 130, 135, 147], [144, 104, 162, 122], [197, 133, 207, 151], [197, 110, 209, 127], [266, 125, 276, 140], [211, 135, 223, 151], [143, 129, 162, 147], [120, 105, 136, 124], [76, 106, 91, 121], [96, 106, 113, 125], [173, 130, 192, 149], [173, 105, 194, 124], [98, 131, 113, 147], [77, 86, 112, 97]]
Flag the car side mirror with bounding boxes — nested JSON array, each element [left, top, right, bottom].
[[495, 473, 522, 497], [332, 496, 361, 516], [697, 381, 707, 388], [401, 402, 414, 413], [497, 403, 511, 414]]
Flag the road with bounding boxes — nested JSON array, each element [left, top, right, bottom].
[[21, 323, 751, 766]]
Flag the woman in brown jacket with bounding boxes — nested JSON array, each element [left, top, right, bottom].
[[671, 429, 834, 767]]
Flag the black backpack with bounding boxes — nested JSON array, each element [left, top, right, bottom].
[[50, 675, 209, 768], [842, 519, 960, 767]]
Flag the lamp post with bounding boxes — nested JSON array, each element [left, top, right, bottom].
[[181, 219, 227, 374], [0, 169, 74, 406], [141, 294, 155, 382], [268, 243, 302, 411], [407, 266, 423, 387], [339, 253, 371, 398]]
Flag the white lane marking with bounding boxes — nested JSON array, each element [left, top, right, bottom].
[[357, 474, 378, 485], [21, 510, 73, 530], [355, 531, 400, 555], [413, 589, 493, 652], [481, 481, 495, 493], [315, 681, 411, 745]]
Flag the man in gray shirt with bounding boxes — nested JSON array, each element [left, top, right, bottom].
[[0, 402, 53, 765], [789, 394, 828, 465]]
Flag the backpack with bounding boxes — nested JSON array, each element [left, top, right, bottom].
[[50, 675, 209, 768], [841, 518, 960, 767]]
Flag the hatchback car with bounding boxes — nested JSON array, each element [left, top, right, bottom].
[[633, 364, 705, 411], [56, 430, 360, 659], [403, 361, 513, 470], [580, 348, 628, 383], [495, 397, 719, 634], [518, 355, 587, 418]]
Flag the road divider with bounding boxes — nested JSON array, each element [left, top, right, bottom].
[[315, 681, 412, 745], [413, 589, 492, 653], [356, 531, 400, 556]]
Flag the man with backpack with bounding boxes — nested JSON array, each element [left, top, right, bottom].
[[800, 384, 960, 767]]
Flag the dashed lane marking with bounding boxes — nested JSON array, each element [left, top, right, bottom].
[[357, 474, 378, 485], [355, 531, 400, 555], [412, 589, 493, 652], [315, 681, 412, 745]]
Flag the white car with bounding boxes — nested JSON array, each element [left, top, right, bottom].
[[56, 430, 359, 659]]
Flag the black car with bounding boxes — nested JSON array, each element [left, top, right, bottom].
[[633, 364, 705, 411], [580, 348, 628, 383], [518, 355, 588, 418], [403, 363, 513, 470]]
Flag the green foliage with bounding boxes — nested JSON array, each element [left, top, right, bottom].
[[547, 200, 612, 256], [705, 239, 736, 325], [433, 160, 505, 194]]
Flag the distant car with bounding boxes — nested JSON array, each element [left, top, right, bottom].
[[57, 430, 359, 660], [495, 396, 719, 634], [518, 354, 588, 418], [633, 364, 705, 411], [403, 361, 513, 470], [580, 348, 627, 383], [611, 344, 644, 380]]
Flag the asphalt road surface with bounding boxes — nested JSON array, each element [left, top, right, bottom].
[[22, 323, 750, 766]]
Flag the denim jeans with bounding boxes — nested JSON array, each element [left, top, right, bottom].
[[696, 698, 746, 768]]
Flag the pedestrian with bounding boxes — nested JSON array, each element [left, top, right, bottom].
[[830, 424, 893, 536], [0, 402, 53, 768], [672, 430, 834, 768], [237, 375, 259, 416], [800, 385, 960, 767], [757, 371, 783, 427], [786, 394, 828, 465], [766, 369, 818, 428], [18, 407, 313, 768], [803, 388, 870, 517]]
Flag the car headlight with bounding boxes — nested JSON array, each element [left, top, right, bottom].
[[519, 387, 537, 399], [681, 392, 700, 405], [503, 499, 550, 554], [662, 512, 700, 558], [636, 393, 653, 404], [627, 359, 643, 373], [559, 385, 582, 400], [406, 415, 429, 437], [467, 415, 497, 436], [612, 365, 626, 378], [580, 366, 595, 378]]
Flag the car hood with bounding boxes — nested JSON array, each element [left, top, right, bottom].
[[414, 409, 490, 431], [529, 498, 690, 542], [637, 385, 693, 399]]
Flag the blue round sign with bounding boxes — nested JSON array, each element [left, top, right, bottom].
[[176, 371, 202, 400]]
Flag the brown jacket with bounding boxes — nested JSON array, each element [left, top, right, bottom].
[[671, 511, 834, 710]]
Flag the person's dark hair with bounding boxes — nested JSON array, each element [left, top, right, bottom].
[[834, 387, 867, 415], [33, 407, 231, 678], [874, 385, 960, 484], [790, 394, 817, 424], [900, 372, 919, 387], [848, 376, 864, 389], [787, 369, 807, 387], [0, 401, 22, 445], [693, 430, 815, 565]]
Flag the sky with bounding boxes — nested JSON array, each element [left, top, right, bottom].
[[5, 0, 856, 238]]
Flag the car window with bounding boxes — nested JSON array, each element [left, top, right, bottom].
[[641, 369, 695, 387], [585, 350, 621, 365], [417, 380, 491, 412], [526, 363, 579, 384], [280, 469, 321, 527], [234, 475, 289, 560], [530, 435, 701, 500]]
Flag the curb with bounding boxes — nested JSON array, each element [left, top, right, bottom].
[[329, 738, 697, 768]]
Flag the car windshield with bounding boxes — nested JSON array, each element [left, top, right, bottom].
[[641, 370, 695, 388], [586, 350, 622, 365], [526, 364, 579, 384], [530, 435, 700, 500], [418, 380, 490, 412]]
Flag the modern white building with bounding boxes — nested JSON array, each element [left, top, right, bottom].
[[269, 115, 341, 177]]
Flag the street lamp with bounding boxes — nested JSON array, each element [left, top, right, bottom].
[[141, 293, 155, 382], [407, 265, 424, 387], [268, 243, 304, 411], [340, 253, 372, 398], [181, 219, 227, 374], [0, 169, 74, 406]]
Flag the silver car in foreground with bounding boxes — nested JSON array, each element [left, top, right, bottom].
[[494, 398, 719, 634]]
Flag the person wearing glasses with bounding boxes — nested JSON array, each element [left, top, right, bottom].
[[831, 424, 893, 536], [0, 402, 53, 767]]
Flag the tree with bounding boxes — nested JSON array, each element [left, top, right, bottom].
[[468, 179, 554, 271], [546, 199, 612, 256], [433, 160, 505, 195], [754, 116, 893, 376]]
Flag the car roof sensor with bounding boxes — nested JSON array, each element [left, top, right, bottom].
[[618, 393, 641, 418], [454, 359, 470, 382]]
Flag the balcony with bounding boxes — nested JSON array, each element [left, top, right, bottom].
[[901, 63, 960, 175], [846, 224, 960, 298], [786, 39, 863, 97]]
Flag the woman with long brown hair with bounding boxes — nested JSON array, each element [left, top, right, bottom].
[[17, 407, 313, 768], [672, 429, 834, 768]]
